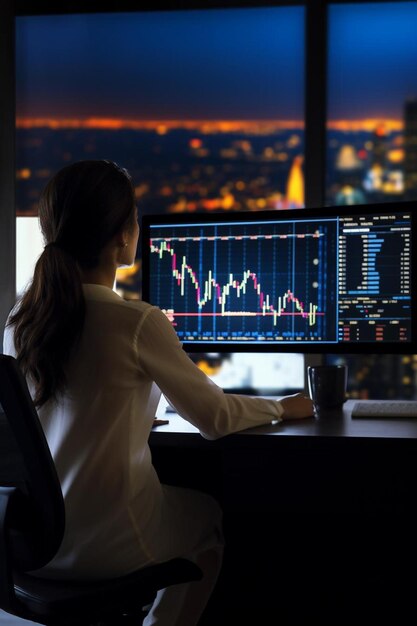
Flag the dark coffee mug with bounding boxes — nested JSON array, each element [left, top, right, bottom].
[[307, 365, 348, 412]]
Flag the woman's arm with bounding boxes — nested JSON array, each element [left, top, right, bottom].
[[136, 307, 313, 439]]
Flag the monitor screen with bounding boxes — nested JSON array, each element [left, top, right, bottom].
[[141, 202, 416, 353]]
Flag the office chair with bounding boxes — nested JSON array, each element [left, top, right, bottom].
[[0, 353, 202, 625]]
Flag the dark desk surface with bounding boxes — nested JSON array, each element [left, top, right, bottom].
[[149, 399, 417, 449], [3, 399, 417, 452]]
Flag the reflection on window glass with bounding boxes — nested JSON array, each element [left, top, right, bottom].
[[327, 1, 417, 207]]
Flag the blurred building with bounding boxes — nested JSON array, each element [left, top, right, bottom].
[[329, 354, 417, 400], [404, 98, 417, 200], [371, 123, 388, 167]]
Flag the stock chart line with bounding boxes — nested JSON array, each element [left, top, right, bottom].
[[150, 239, 321, 326]]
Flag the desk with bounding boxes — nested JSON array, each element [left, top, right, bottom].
[[149, 400, 417, 625], [149, 399, 417, 520], [151, 398, 417, 442], [2, 402, 417, 624]]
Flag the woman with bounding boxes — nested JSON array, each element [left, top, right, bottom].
[[4, 160, 313, 625]]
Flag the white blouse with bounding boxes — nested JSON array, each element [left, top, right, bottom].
[[3, 284, 284, 578]]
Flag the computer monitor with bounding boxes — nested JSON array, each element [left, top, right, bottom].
[[141, 201, 416, 353]]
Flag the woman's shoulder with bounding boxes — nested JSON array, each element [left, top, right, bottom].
[[82, 284, 161, 328], [121, 297, 157, 318], [83, 285, 154, 313]]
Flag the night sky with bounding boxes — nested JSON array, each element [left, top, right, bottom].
[[15, 6, 304, 121], [15, 2, 417, 123], [328, 2, 417, 120]]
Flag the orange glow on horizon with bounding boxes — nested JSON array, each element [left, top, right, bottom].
[[327, 118, 403, 132], [15, 116, 405, 132], [15, 117, 304, 131]]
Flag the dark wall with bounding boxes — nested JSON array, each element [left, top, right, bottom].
[[0, 0, 16, 339]]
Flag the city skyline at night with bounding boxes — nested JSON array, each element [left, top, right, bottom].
[[15, 1, 417, 219]]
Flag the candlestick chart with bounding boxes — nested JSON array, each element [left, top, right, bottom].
[[148, 219, 338, 344]]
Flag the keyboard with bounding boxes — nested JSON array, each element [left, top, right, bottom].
[[351, 400, 417, 418]]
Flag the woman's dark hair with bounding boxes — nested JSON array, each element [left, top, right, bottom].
[[8, 160, 136, 407]]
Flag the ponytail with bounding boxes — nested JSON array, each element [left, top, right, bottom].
[[8, 243, 85, 407], [8, 160, 135, 407]]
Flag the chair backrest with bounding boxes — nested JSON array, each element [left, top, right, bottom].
[[0, 354, 65, 572]]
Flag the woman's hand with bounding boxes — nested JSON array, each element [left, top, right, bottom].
[[280, 392, 314, 420]]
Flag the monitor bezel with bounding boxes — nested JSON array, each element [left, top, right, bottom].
[[141, 200, 417, 354]]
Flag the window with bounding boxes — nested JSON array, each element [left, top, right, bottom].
[[326, 1, 417, 398], [7, 1, 417, 398], [15, 6, 305, 297], [14, 4, 306, 393], [327, 1, 417, 206]]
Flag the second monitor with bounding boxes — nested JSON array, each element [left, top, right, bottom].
[[141, 202, 415, 353]]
